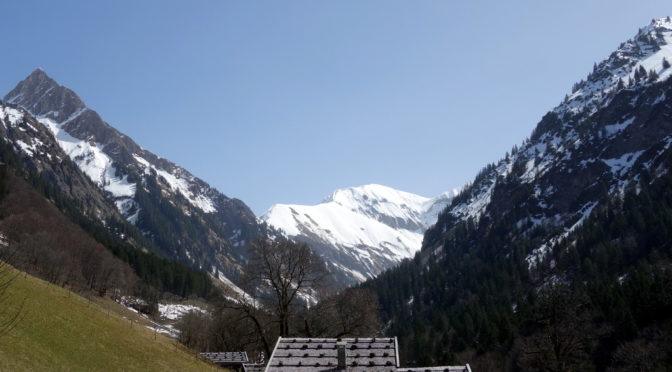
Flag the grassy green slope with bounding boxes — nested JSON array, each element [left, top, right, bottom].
[[0, 268, 221, 372]]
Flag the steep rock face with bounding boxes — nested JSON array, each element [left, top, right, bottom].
[[0, 101, 119, 221], [423, 17, 672, 267], [5, 70, 268, 279], [263, 184, 457, 285]]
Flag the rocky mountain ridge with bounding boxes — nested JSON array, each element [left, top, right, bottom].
[[423, 17, 672, 267], [4, 70, 267, 282]]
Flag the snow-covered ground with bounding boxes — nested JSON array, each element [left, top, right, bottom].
[[158, 303, 207, 320], [116, 296, 206, 338]]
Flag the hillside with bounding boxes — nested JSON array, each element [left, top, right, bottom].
[[0, 267, 220, 372]]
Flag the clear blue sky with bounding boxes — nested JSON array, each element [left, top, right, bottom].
[[2, 1, 671, 214]]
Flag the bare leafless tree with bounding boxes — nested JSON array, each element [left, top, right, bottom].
[[216, 288, 277, 355], [214, 301, 276, 358], [204, 247, 380, 359], [304, 287, 381, 338], [176, 310, 212, 351], [244, 238, 327, 337]]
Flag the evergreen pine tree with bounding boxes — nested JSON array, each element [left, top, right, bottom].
[[639, 65, 647, 78], [616, 78, 625, 90], [648, 69, 659, 82]]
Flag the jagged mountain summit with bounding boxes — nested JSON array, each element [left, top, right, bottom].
[[263, 184, 457, 285], [4, 69, 268, 281], [0, 100, 121, 221], [365, 17, 672, 365]]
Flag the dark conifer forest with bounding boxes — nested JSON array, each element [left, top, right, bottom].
[[365, 152, 672, 370]]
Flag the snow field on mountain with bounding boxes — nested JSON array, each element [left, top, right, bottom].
[[0, 105, 24, 127], [23, 101, 218, 221], [263, 184, 457, 282], [132, 154, 217, 213], [38, 115, 136, 199], [265, 200, 422, 259]]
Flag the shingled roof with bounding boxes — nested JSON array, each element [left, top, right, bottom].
[[200, 351, 249, 365], [265, 337, 399, 372], [244, 363, 265, 372], [397, 367, 472, 372]]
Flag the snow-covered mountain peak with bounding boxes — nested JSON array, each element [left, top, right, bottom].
[[327, 183, 427, 205], [554, 16, 672, 120], [6, 69, 86, 123], [645, 16, 672, 32], [263, 184, 456, 285], [324, 184, 432, 231], [4, 69, 224, 217]]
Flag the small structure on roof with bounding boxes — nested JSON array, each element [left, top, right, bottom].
[[264, 337, 471, 372], [200, 351, 249, 370]]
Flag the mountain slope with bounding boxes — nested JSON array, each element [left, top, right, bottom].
[[0, 107, 214, 298], [365, 17, 672, 369], [4, 70, 269, 281], [263, 184, 456, 285], [0, 101, 121, 221], [424, 17, 672, 265], [0, 267, 219, 372]]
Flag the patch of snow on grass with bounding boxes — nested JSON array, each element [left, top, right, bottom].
[[158, 303, 207, 320]]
